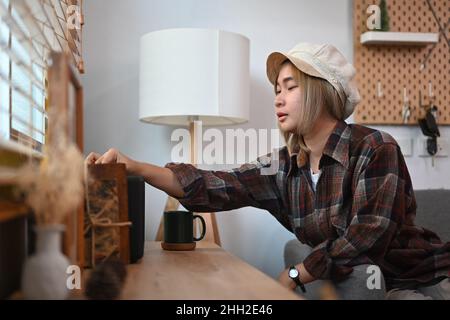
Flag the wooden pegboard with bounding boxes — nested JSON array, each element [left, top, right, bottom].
[[353, 0, 449, 125]]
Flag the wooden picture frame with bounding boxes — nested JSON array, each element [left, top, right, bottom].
[[47, 52, 84, 268]]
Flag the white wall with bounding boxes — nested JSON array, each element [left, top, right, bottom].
[[82, 0, 450, 280]]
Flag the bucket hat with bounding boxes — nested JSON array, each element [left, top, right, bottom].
[[266, 43, 360, 119]]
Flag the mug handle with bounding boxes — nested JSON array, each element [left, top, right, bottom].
[[193, 214, 206, 241]]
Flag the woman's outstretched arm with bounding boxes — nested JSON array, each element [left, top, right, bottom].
[[85, 147, 290, 229], [85, 148, 185, 198]]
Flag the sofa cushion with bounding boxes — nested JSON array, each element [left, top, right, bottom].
[[413, 189, 450, 243]]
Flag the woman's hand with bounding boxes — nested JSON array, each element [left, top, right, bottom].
[[85, 148, 184, 198], [85, 148, 139, 175], [277, 268, 297, 291], [278, 263, 315, 291]]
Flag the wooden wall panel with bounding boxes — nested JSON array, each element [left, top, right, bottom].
[[353, 0, 449, 125]]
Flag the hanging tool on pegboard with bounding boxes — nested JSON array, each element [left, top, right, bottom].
[[418, 83, 440, 166], [402, 87, 411, 124]]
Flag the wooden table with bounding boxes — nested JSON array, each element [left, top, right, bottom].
[[121, 241, 302, 300]]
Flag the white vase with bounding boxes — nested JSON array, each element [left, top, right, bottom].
[[21, 224, 70, 300]]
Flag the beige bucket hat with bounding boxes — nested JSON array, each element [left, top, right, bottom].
[[266, 43, 360, 119]]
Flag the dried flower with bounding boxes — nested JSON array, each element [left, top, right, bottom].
[[85, 259, 127, 300], [15, 142, 85, 225]]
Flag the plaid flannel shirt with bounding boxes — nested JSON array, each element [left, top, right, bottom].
[[165, 120, 450, 290]]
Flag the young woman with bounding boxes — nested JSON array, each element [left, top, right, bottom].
[[86, 43, 449, 300]]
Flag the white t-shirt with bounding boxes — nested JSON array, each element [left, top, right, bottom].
[[310, 168, 322, 192]]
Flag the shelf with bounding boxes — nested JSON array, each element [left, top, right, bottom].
[[0, 200, 29, 223], [360, 31, 439, 45]]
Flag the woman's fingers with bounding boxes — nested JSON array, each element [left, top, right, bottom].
[[86, 149, 122, 165], [85, 152, 101, 165], [95, 148, 118, 164], [87, 148, 136, 175]]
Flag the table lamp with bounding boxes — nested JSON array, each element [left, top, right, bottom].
[[139, 28, 250, 245]]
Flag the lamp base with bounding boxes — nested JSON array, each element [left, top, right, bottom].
[[156, 122, 221, 246]]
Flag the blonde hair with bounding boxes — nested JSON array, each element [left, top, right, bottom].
[[274, 60, 344, 154]]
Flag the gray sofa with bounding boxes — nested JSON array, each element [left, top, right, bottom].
[[412, 189, 450, 242], [284, 189, 450, 299]]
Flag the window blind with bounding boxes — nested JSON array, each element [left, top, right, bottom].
[[0, 0, 84, 152]]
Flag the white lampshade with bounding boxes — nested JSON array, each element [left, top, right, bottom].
[[139, 28, 250, 126]]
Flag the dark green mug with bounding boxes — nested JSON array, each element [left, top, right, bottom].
[[163, 211, 206, 243]]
